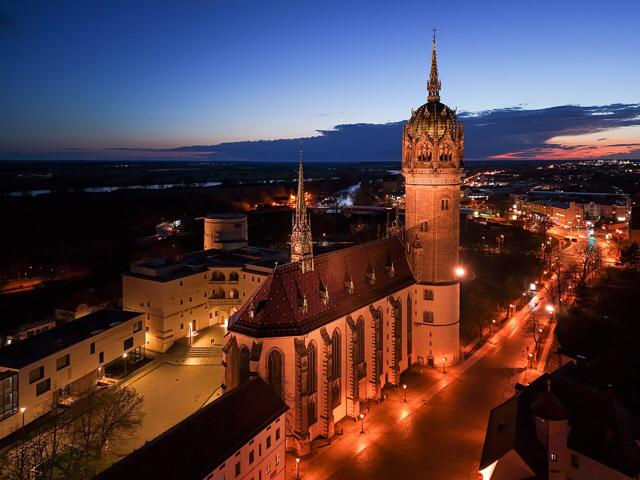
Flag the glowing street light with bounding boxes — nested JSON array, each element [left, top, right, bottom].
[[545, 305, 555, 313], [454, 266, 466, 278], [441, 357, 446, 374], [402, 384, 407, 402], [359, 413, 365, 434], [123, 352, 128, 377], [295, 457, 300, 479], [20, 407, 26, 427]]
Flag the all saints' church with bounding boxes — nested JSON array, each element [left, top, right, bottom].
[[223, 36, 464, 455]]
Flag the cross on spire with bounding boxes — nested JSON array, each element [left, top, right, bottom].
[[427, 28, 441, 102]]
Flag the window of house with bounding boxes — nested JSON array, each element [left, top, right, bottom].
[[124, 337, 134, 350], [90, 342, 95, 354], [133, 321, 142, 333], [258, 443, 262, 456], [99, 352, 104, 364], [249, 450, 254, 464], [36, 378, 51, 396], [180, 323, 184, 330], [189, 297, 192, 303], [423, 289, 434, 301], [56, 354, 70, 370], [29, 366, 44, 384], [423, 311, 434, 323], [550, 453, 558, 462], [235, 462, 240, 477], [179, 280, 183, 287], [571, 454, 579, 468], [180, 299, 184, 305], [275, 428, 280, 441], [0, 372, 18, 420], [266, 435, 271, 449]]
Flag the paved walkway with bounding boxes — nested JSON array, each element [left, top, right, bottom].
[[109, 325, 226, 459], [287, 294, 557, 480]]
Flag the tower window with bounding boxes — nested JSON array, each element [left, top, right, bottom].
[[423, 311, 434, 323], [420, 221, 428, 232], [423, 289, 434, 301], [440, 198, 450, 211]]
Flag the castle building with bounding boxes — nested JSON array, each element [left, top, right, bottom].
[[223, 36, 464, 455]]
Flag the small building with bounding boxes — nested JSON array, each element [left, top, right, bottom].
[[480, 363, 640, 480], [204, 213, 248, 251], [0, 309, 145, 439], [122, 247, 287, 353], [95, 378, 288, 480]]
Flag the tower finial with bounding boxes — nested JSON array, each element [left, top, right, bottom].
[[427, 28, 441, 102]]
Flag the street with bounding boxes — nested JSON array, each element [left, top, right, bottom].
[[288, 286, 558, 480]]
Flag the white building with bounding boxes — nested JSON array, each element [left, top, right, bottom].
[[95, 378, 288, 480], [0, 309, 146, 439]]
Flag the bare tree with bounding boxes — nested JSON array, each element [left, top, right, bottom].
[[577, 243, 602, 283]]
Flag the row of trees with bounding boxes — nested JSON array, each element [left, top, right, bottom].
[[1, 386, 144, 480]]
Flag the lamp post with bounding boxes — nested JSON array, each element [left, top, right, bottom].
[[123, 353, 128, 377], [359, 413, 365, 434], [528, 353, 533, 369], [20, 407, 26, 427], [441, 357, 446, 374], [295, 457, 300, 479], [402, 384, 407, 402]]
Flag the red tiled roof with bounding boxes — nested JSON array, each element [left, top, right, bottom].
[[229, 236, 414, 337]]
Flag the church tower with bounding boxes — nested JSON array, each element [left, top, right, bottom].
[[402, 33, 463, 366], [291, 149, 314, 273]]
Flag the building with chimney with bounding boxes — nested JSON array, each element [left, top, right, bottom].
[[223, 35, 464, 455]]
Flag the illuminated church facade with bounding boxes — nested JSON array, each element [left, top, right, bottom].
[[224, 37, 464, 455]]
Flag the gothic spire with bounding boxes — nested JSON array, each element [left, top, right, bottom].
[[427, 28, 441, 102], [295, 144, 307, 226]]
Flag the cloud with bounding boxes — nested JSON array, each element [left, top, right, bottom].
[[4, 103, 640, 162]]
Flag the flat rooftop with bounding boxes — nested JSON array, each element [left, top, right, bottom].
[[95, 379, 288, 480], [0, 309, 142, 369]]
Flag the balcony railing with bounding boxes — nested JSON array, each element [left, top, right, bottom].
[[208, 298, 242, 306]]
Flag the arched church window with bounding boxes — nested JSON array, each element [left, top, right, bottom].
[[407, 293, 413, 356], [211, 271, 225, 282], [229, 271, 239, 282], [331, 329, 341, 407], [239, 345, 250, 384], [267, 349, 284, 399], [440, 198, 450, 211], [356, 317, 365, 364], [308, 342, 317, 394]]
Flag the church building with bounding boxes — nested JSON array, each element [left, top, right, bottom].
[[223, 36, 464, 455]]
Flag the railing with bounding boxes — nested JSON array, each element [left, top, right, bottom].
[[208, 298, 242, 306]]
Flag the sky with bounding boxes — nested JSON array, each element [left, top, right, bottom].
[[0, 0, 639, 161]]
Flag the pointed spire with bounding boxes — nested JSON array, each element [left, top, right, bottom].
[[295, 143, 306, 224], [427, 28, 441, 102]]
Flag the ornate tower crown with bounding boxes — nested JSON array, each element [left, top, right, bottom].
[[427, 29, 441, 102]]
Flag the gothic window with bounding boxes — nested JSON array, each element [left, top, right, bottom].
[[239, 345, 250, 384], [308, 342, 317, 394], [267, 349, 284, 399], [440, 198, 450, 211], [407, 293, 413, 356], [356, 317, 365, 364], [307, 342, 317, 425], [420, 221, 428, 232], [331, 329, 341, 408], [229, 288, 239, 299]]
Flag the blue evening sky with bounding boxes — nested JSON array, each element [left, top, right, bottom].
[[1, 0, 639, 154]]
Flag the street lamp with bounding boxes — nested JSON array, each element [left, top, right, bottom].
[[402, 384, 407, 402], [123, 352, 128, 377], [441, 357, 446, 374], [295, 457, 300, 479], [359, 413, 365, 434], [20, 407, 26, 427], [454, 266, 466, 278], [528, 353, 533, 369]]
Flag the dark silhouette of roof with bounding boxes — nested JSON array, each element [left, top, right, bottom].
[[229, 236, 414, 337], [0, 309, 142, 369], [95, 379, 287, 480], [481, 364, 640, 477]]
